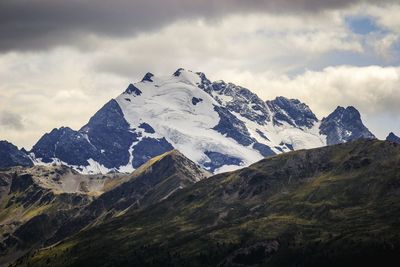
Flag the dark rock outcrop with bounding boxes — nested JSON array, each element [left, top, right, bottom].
[[0, 141, 33, 168], [32, 99, 139, 169], [386, 132, 400, 144], [267, 96, 318, 128], [320, 106, 375, 145]]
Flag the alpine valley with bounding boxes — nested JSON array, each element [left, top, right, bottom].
[[1, 69, 400, 267]]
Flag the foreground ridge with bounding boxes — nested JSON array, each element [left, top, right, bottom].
[[0, 149, 208, 265], [14, 139, 400, 267]]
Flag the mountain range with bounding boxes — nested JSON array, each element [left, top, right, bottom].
[[2, 68, 399, 266], [0, 69, 377, 174]]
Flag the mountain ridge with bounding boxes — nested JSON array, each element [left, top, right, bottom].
[[0, 148, 208, 265], [0, 141, 33, 169]]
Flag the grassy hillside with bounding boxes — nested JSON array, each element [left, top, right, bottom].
[[0, 150, 208, 266], [47, 149, 210, 243], [14, 139, 400, 267], [0, 166, 96, 265]]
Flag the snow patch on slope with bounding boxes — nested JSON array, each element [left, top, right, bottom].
[[32, 156, 113, 175]]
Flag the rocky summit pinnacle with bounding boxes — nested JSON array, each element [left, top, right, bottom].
[[141, 72, 154, 82], [386, 132, 400, 144], [22, 69, 376, 174], [320, 106, 375, 145], [0, 140, 33, 168]]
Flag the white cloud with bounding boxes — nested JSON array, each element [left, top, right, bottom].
[[0, 49, 128, 149], [0, 111, 24, 130], [368, 33, 399, 60], [365, 4, 400, 33]]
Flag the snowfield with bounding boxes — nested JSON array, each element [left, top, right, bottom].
[[115, 69, 329, 173]]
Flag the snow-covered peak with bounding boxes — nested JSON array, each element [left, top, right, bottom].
[[114, 70, 329, 172], [116, 70, 261, 173], [28, 69, 376, 174], [171, 68, 203, 86]]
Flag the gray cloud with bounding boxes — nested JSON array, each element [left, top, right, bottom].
[[0, 111, 24, 130], [0, 0, 393, 52]]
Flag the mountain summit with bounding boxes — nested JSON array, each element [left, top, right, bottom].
[[0, 141, 33, 168], [28, 69, 374, 174], [386, 132, 400, 144], [320, 106, 375, 145]]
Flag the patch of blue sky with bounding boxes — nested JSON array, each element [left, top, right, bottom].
[[345, 15, 386, 35]]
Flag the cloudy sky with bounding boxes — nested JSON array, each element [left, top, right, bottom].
[[1, 0, 400, 149]]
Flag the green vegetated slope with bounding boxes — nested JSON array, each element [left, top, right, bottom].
[[0, 166, 95, 264], [47, 149, 210, 243], [0, 150, 208, 266], [15, 139, 400, 267]]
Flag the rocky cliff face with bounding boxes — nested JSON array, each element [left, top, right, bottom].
[[266, 96, 318, 128], [0, 141, 33, 169], [320, 106, 375, 145]]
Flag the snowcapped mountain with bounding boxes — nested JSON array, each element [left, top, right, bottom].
[[30, 69, 375, 174], [386, 132, 400, 144]]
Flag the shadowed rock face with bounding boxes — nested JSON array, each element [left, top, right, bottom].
[[212, 105, 254, 147], [0, 141, 33, 168], [31, 126, 99, 166], [30, 98, 174, 172], [267, 96, 318, 128], [32, 100, 137, 168], [386, 132, 400, 144], [31, 99, 142, 169], [210, 80, 272, 125], [320, 106, 375, 145]]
